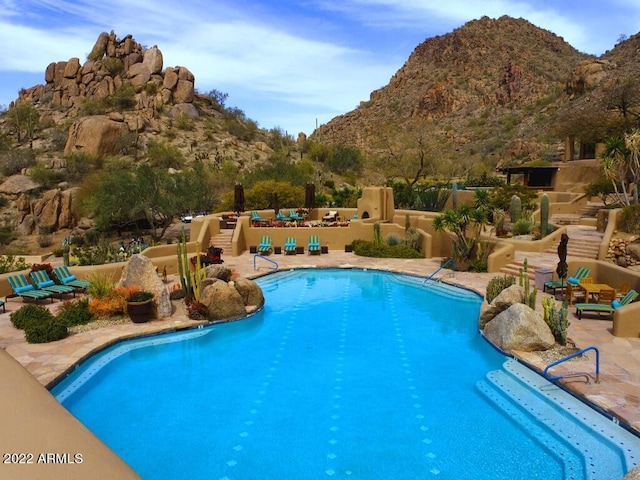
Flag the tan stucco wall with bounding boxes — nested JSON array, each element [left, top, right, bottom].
[[552, 159, 602, 193], [0, 349, 140, 479]]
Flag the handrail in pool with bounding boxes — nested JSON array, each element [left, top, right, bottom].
[[422, 258, 455, 285], [253, 254, 278, 271], [543, 345, 600, 384]]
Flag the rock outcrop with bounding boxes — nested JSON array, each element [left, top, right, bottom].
[[64, 115, 130, 158]]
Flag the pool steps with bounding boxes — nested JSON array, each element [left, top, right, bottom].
[[476, 359, 640, 480]]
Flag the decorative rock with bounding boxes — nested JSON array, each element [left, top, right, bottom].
[[625, 466, 640, 480], [64, 115, 130, 158], [171, 103, 199, 119], [0, 175, 41, 196], [142, 46, 163, 74], [116, 254, 172, 319], [233, 278, 265, 308], [200, 281, 246, 321], [479, 284, 525, 329], [206, 265, 232, 282], [484, 303, 555, 352]]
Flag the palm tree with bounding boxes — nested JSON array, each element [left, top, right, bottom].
[[624, 129, 640, 204], [599, 136, 630, 206]]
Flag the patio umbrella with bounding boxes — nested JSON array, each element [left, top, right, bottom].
[[305, 183, 316, 211], [233, 184, 245, 215], [556, 233, 569, 299]]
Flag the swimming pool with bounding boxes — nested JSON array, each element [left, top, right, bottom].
[[52, 269, 640, 479]]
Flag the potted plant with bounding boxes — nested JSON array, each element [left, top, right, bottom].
[[126, 289, 154, 323]]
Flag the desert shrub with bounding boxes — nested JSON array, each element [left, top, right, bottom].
[[86, 272, 115, 299], [65, 151, 101, 182], [386, 234, 401, 246], [465, 172, 505, 188], [103, 57, 124, 77], [105, 84, 136, 111], [404, 227, 420, 250], [147, 140, 185, 169], [37, 232, 53, 248], [174, 115, 195, 131], [485, 275, 516, 303], [144, 82, 159, 95], [0, 196, 7, 208], [512, 217, 533, 235], [28, 163, 64, 189], [24, 316, 68, 343], [620, 204, 640, 234], [88, 286, 132, 318], [52, 248, 64, 257], [0, 253, 28, 273], [10, 304, 52, 330], [414, 187, 450, 212], [490, 184, 537, 212], [79, 97, 107, 116], [0, 149, 36, 176], [57, 297, 95, 327], [351, 240, 422, 258]]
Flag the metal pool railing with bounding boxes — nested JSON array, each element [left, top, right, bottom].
[[253, 254, 278, 271], [543, 346, 600, 384], [422, 258, 455, 285]]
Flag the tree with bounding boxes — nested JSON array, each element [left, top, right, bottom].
[[599, 130, 640, 205], [372, 128, 435, 186], [244, 180, 305, 210], [5, 102, 39, 146]]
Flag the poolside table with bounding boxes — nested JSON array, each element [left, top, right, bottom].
[[577, 283, 614, 302]]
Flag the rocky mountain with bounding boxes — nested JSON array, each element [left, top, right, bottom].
[[312, 16, 638, 170]]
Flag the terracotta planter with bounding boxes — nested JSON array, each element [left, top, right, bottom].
[[127, 299, 153, 323]]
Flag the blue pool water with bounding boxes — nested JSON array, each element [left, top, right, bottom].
[[52, 269, 639, 479]]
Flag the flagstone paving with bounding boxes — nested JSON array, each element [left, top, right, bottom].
[[1, 249, 639, 434]]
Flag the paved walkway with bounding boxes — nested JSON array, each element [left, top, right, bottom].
[[1, 249, 639, 435]]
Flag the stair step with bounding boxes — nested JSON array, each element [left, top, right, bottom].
[[476, 359, 640, 480]]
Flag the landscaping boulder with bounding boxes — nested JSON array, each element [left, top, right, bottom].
[[233, 277, 265, 310], [117, 254, 172, 318], [479, 284, 524, 329], [200, 281, 246, 321], [206, 265, 232, 282], [484, 303, 555, 352]]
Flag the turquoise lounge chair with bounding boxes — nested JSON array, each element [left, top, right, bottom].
[[284, 236, 297, 254], [258, 236, 272, 253], [308, 235, 321, 254], [289, 211, 301, 221], [276, 210, 289, 221], [575, 289, 638, 320], [250, 211, 269, 225], [7, 274, 54, 303], [543, 266, 590, 294], [30, 270, 76, 298], [53, 266, 91, 289]]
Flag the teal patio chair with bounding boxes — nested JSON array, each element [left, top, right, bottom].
[[258, 236, 272, 253], [7, 274, 54, 303], [308, 235, 321, 254], [53, 266, 91, 289], [30, 269, 76, 298], [543, 266, 591, 294], [250, 211, 269, 225], [575, 289, 638, 320], [284, 237, 297, 254]]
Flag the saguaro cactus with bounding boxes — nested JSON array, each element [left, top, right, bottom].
[[540, 193, 549, 236], [451, 180, 458, 209], [510, 194, 521, 223]]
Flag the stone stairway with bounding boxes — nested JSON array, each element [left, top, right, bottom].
[[499, 224, 604, 281], [550, 201, 603, 225], [209, 229, 234, 255]]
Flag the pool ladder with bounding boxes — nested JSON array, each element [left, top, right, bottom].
[[253, 254, 278, 271], [543, 346, 600, 384], [422, 258, 455, 285]]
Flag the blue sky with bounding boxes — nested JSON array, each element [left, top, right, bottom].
[[1, 1, 639, 136]]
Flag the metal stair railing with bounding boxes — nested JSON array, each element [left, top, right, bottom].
[[543, 346, 600, 384], [422, 258, 455, 285], [253, 254, 278, 271]]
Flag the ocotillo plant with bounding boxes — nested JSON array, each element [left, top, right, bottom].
[[510, 194, 521, 223], [540, 193, 549, 236]]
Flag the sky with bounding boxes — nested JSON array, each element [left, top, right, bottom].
[[1, 1, 639, 136]]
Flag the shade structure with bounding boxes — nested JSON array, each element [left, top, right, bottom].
[[556, 233, 569, 298], [233, 184, 245, 214], [305, 183, 316, 210]]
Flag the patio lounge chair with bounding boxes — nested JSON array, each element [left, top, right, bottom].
[[575, 289, 638, 320], [308, 235, 321, 254], [258, 236, 272, 253], [543, 266, 590, 294], [323, 210, 338, 222], [53, 266, 91, 289], [7, 274, 54, 303], [250, 211, 269, 225], [30, 270, 76, 298], [276, 210, 289, 221], [284, 237, 297, 254], [289, 211, 301, 221]]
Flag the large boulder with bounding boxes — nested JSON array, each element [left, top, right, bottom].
[[117, 254, 172, 319], [0, 175, 40, 196], [200, 281, 246, 321], [206, 265, 232, 282], [233, 277, 265, 309], [484, 303, 555, 352], [479, 284, 524, 329], [64, 115, 129, 158]]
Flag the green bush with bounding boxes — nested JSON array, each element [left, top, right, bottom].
[[10, 304, 53, 330], [512, 217, 533, 235], [620, 205, 640, 234], [24, 316, 68, 343], [352, 240, 422, 258], [386, 234, 401, 246], [57, 298, 95, 327], [0, 253, 28, 273], [485, 275, 516, 303], [147, 141, 185, 169], [490, 184, 537, 212], [0, 149, 36, 176]]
